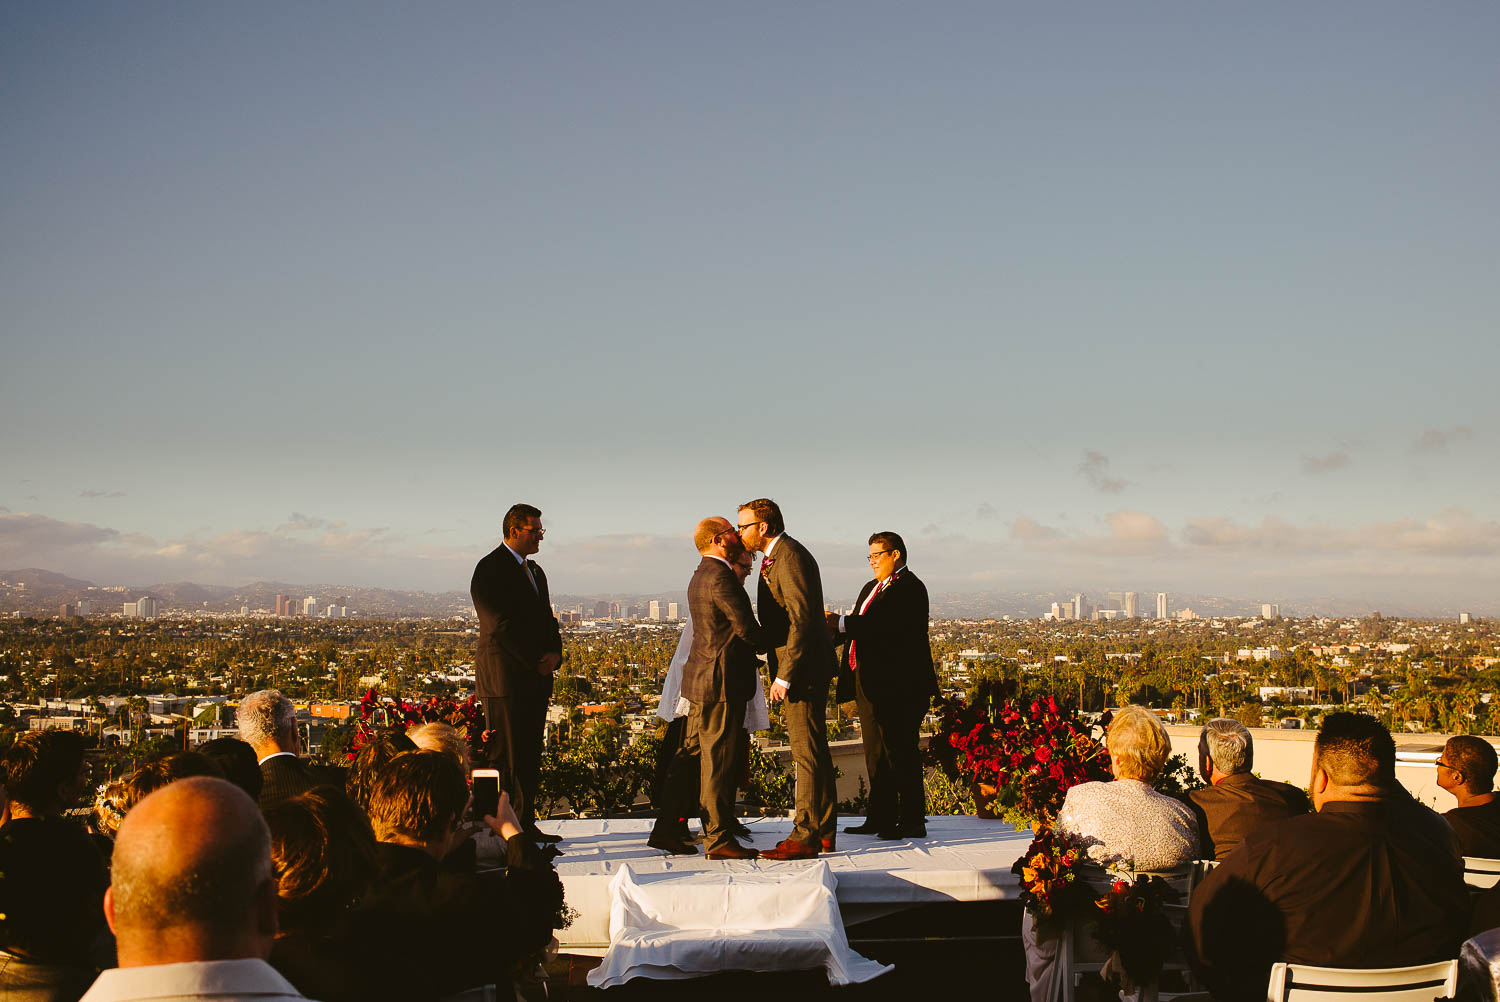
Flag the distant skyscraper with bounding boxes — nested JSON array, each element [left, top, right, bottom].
[[1459, 612, 1472, 625], [275, 594, 288, 617], [1124, 592, 1138, 618], [1074, 593, 1087, 620], [1261, 603, 1278, 620], [75, 600, 91, 616], [667, 602, 679, 621], [1050, 602, 1062, 620], [240, 605, 249, 616], [1106, 591, 1124, 612], [1061, 601, 1074, 619], [136, 596, 158, 619], [649, 600, 661, 621], [302, 596, 317, 617], [594, 601, 610, 618], [1156, 592, 1168, 619]]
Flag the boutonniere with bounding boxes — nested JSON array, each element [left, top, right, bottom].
[[760, 556, 775, 573]]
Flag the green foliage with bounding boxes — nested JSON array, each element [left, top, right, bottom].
[[924, 766, 977, 816], [742, 741, 793, 813], [1151, 752, 1203, 796]]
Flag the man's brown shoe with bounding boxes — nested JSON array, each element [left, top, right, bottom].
[[760, 838, 820, 861], [705, 841, 760, 860]]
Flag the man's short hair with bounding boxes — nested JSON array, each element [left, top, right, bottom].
[[868, 531, 907, 563], [1202, 718, 1253, 775], [196, 737, 264, 800], [2, 729, 86, 811], [503, 503, 542, 538], [1107, 706, 1172, 782], [237, 689, 296, 747], [366, 750, 469, 844], [109, 777, 271, 943], [737, 498, 784, 536], [693, 517, 731, 553], [1445, 735, 1498, 794], [1315, 712, 1395, 788]]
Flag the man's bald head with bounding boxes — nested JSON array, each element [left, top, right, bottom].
[[694, 517, 735, 555], [106, 776, 277, 966]]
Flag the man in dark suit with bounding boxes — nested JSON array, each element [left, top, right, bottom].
[[738, 498, 839, 860], [832, 532, 938, 840], [1186, 717, 1309, 860], [1188, 713, 1467, 1002], [238, 688, 318, 810], [471, 503, 563, 844], [650, 517, 764, 859]]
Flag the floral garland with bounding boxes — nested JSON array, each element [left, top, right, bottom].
[[347, 686, 486, 761], [1011, 827, 1091, 933]]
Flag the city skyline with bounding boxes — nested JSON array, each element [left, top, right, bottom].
[[3, 4, 1497, 608]]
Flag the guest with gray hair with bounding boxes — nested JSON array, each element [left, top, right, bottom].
[[1186, 717, 1309, 861], [237, 690, 316, 811]]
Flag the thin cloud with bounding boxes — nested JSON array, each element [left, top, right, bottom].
[[80, 489, 126, 499], [1413, 426, 1475, 454], [1011, 516, 1062, 542], [976, 502, 998, 520], [1301, 452, 1350, 475], [1079, 450, 1129, 493]]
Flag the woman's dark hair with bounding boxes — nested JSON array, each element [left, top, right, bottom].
[[265, 787, 378, 932], [345, 728, 417, 813]]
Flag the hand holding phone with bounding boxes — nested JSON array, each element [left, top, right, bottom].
[[471, 768, 500, 821]]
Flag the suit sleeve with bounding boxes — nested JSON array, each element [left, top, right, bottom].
[[471, 562, 544, 667], [773, 545, 820, 686], [713, 567, 765, 652]]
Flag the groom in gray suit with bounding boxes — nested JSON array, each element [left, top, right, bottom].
[[738, 498, 839, 860], [649, 516, 764, 859]]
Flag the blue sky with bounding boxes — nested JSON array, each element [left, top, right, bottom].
[[3, 2, 1497, 610]]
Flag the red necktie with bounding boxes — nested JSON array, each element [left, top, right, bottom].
[[848, 579, 887, 670]]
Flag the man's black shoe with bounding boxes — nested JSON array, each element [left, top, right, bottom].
[[843, 822, 884, 835], [648, 831, 699, 856], [878, 823, 928, 840]]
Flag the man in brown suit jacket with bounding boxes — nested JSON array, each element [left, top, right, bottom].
[[1186, 717, 1309, 860]]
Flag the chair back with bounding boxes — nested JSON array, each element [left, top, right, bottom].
[[1464, 857, 1500, 891], [1058, 864, 1203, 1002], [1265, 960, 1458, 1002]]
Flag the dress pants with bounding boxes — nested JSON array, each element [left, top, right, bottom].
[[688, 697, 746, 852], [482, 695, 545, 830], [855, 680, 927, 829], [784, 687, 837, 845]]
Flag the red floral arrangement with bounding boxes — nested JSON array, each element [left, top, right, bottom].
[[932, 680, 1111, 828], [1089, 874, 1180, 988], [347, 687, 486, 761]]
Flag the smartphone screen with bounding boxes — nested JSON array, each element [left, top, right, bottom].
[[471, 768, 500, 820]]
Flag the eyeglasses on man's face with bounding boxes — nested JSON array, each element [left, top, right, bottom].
[[868, 549, 892, 564], [737, 521, 762, 532]]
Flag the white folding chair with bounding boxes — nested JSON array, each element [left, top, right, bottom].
[[1265, 960, 1458, 1002], [1464, 857, 1500, 891]]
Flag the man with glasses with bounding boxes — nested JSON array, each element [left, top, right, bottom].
[[737, 498, 839, 860], [650, 517, 764, 858], [471, 503, 563, 846], [1437, 735, 1500, 857], [829, 532, 938, 840]]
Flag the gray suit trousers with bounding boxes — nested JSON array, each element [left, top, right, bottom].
[[785, 692, 837, 844], [690, 697, 747, 852]]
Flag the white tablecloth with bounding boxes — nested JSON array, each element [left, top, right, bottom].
[[586, 861, 893, 987]]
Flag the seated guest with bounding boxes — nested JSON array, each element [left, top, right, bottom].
[[2, 730, 91, 823], [1439, 735, 1500, 858], [1188, 712, 1467, 1002], [1187, 718, 1309, 860], [265, 789, 381, 1001], [344, 728, 417, 814], [80, 776, 309, 1001], [351, 751, 564, 1000], [0, 810, 109, 1001], [238, 689, 317, 810], [197, 737, 265, 802], [1022, 706, 1199, 1002]]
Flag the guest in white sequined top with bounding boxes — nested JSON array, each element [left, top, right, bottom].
[[1022, 705, 1199, 1002], [1055, 705, 1199, 871]]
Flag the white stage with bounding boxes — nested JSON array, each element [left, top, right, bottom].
[[544, 815, 1035, 954]]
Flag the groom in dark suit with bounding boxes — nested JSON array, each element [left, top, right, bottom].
[[738, 498, 839, 860], [471, 503, 563, 843], [650, 516, 764, 859], [833, 532, 938, 839]]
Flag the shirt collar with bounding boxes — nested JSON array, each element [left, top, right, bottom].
[[764, 534, 782, 558], [503, 542, 529, 565], [81, 958, 303, 1002], [705, 554, 731, 568], [257, 751, 296, 766]]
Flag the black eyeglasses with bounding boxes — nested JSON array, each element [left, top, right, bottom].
[[867, 550, 892, 563], [736, 521, 762, 532]]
